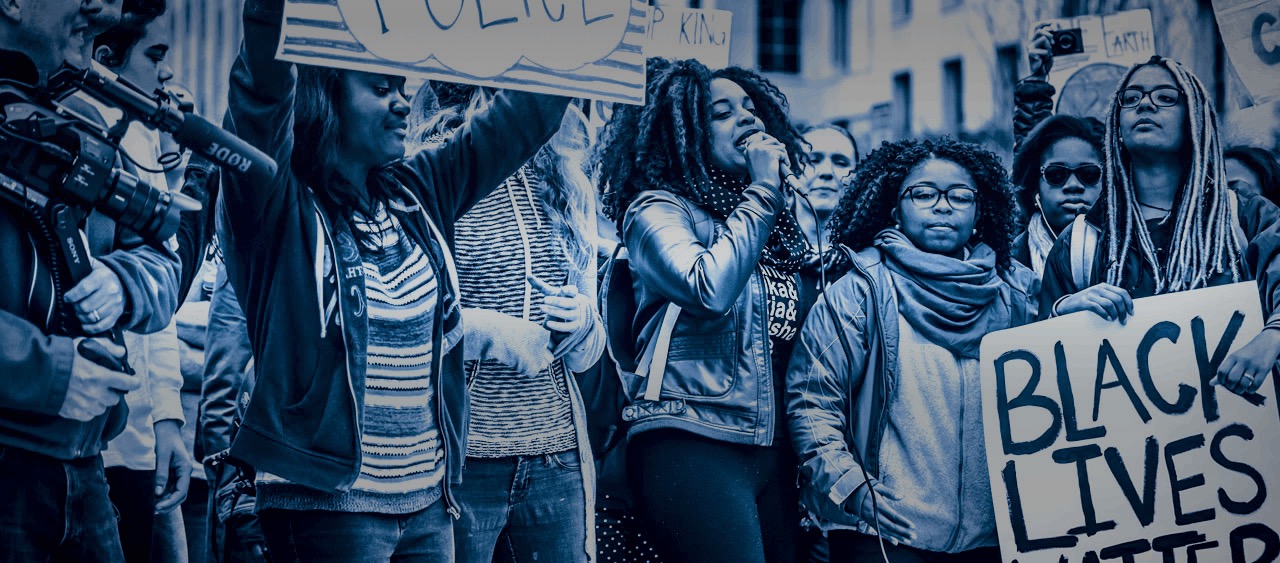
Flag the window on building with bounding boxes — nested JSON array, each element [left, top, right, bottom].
[[942, 59, 964, 133], [759, 0, 802, 73], [893, 71, 912, 138], [689, 0, 701, 8], [832, 0, 849, 71], [995, 44, 1020, 127], [892, 0, 912, 25]]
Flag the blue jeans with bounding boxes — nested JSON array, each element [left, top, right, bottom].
[[258, 499, 453, 562], [454, 451, 588, 563], [0, 446, 125, 562]]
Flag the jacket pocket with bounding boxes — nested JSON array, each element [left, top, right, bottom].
[[662, 330, 738, 399]]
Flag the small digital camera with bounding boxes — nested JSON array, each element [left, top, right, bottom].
[[1051, 28, 1084, 56]]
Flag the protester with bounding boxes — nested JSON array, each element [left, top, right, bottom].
[[788, 138, 1035, 562], [87, 3, 194, 559], [409, 85, 604, 562], [795, 124, 859, 247], [1009, 115, 1104, 275], [0, 0, 180, 559], [595, 58, 814, 563], [1041, 56, 1280, 398], [1224, 145, 1280, 206], [218, 0, 569, 560]]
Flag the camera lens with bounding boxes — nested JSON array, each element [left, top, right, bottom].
[[1057, 34, 1076, 51]]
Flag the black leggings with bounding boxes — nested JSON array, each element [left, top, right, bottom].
[[829, 531, 1002, 563], [628, 429, 801, 563]]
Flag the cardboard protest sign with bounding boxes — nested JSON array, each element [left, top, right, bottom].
[[1213, 0, 1280, 106], [643, 6, 732, 69], [980, 282, 1280, 563], [1034, 9, 1156, 123], [276, 0, 649, 105]]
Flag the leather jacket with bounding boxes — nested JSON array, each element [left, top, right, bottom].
[[617, 184, 814, 446]]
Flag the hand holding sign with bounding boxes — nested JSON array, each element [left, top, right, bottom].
[[1213, 327, 1280, 395]]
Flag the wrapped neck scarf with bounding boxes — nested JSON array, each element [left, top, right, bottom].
[[875, 228, 1007, 359], [703, 167, 810, 273], [1026, 211, 1056, 278]]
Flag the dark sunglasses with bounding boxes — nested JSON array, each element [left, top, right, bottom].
[[1040, 164, 1102, 187]]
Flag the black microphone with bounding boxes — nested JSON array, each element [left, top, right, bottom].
[[55, 64, 278, 186]]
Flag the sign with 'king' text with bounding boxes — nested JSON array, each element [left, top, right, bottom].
[[981, 282, 1280, 563], [275, 0, 649, 105]]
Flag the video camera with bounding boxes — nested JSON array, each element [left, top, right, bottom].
[[0, 62, 276, 341]]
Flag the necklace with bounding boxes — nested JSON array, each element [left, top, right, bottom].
[[1137, 200, 1171, 213]]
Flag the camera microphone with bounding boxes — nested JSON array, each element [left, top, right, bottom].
[[56, 64, 278, 187]]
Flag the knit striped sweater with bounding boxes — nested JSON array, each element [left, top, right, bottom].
[[455, 166, 577, 458], [256, 203, 445, 513]]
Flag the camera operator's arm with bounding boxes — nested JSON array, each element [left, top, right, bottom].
[[78, 213, 181, 335], [0, 309, 140, 419]]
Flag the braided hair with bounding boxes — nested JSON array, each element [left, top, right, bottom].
[[1099, 56, 1242, 293], [827, 138, 1020, 270], [594, 58, 806, 225]]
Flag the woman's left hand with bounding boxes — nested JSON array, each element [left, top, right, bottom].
[[1213, 328, 1280, 396], [530, 276, 593, 356]]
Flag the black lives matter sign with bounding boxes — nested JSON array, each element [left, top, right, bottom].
[[980, 282, 1280, 563]]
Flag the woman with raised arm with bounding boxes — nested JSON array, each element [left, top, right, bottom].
[[1040, 56, 1280, 398], [787, 138, 1037, 562], [218, 0, 568, 560], [595, 58, 813, 563]]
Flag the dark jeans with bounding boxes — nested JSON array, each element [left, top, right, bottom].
[[828, 532, 1001, 563], [105, 466, 157, 563], [259, 499, 453, 562], [454, 451, 588, 563], [0, 446, 125, 562], [629, 429, 802, 563]]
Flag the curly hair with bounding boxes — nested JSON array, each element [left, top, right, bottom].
[[827, 138, 1020, 269], [1224, 145, 1280, 206], [1010, 114, 1103, 213], [593, 58, 806, 224]]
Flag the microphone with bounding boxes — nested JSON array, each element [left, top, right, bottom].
[[54, 63, 278, 187]]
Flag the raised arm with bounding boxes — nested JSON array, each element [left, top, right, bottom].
[[622, 185, 785, 317], [399, 90, 570, 221], [220, 0, 298, 248]]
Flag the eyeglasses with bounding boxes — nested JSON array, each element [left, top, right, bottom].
[[1117, 87, 1182, 108], [899, 185, 978, 210], [1040, 164, 1102, 187]]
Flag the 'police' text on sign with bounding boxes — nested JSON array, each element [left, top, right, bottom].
[[276, 0, 649, 105], [980, 282, 1280, 563]]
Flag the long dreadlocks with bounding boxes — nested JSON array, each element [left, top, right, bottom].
[[593, 58, 807, 225], [1100, 56, 1243, 293]]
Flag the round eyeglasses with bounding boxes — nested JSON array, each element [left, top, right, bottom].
[[1117, 87, 1182, 108], [899, 185, 978, 210], [1040, 164, 1102, 187]]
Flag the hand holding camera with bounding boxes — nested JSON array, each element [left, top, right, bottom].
[[1026, 23, 1084, 79]]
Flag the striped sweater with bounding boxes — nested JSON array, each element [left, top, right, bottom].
[[455, 166, 577, 458], [257, 203, 444, 513]]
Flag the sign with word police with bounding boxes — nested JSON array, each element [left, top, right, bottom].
[[1213, 0, 1280, 106], [1035, 9, 1156, 122], [980, 282, 1280, 563], [275, 0, 649, 105], [644, 6, 732, 69]]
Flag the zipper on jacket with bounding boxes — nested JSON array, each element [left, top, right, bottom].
[[315, 205, 362, 488], [756, 271, 774, 447]]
